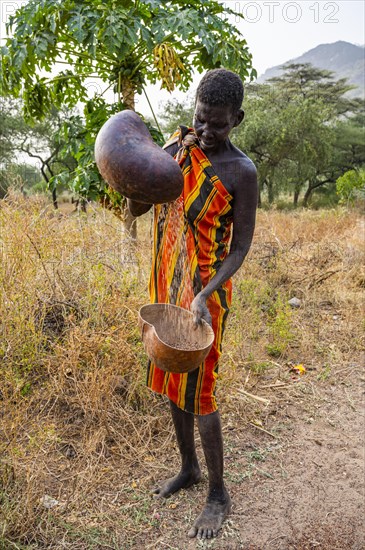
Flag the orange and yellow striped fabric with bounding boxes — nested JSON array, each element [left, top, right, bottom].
[[146, 127, 233, 415]]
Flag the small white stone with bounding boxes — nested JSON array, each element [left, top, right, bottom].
[[40, 495, 59, 509], [288, 297, 301, 308]]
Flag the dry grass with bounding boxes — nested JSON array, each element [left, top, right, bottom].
[[0, 191, 364, 549]]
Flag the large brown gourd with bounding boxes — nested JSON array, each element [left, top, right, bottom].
[[95, 110, 183, 204]]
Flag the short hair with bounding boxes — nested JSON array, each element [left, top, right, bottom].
[[196, 68, 244, 112]]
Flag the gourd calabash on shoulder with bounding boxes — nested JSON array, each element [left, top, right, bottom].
[[95, 110, 183, 204]]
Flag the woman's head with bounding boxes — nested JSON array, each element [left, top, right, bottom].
[[193, 69, 244, 153], [195, 68, 244, 113]]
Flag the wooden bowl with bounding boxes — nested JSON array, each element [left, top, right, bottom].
[[138, 303, 214, 374]]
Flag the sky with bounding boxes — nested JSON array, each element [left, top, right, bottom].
[[1, 0, 364, 118], [230, 0, 364, 75]]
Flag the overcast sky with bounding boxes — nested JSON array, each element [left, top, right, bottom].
[[231, 0, 364, 75], [1, 0, 364, 118]]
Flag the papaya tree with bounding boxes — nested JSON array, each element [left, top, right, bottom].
[[0, 0, 255, 233]]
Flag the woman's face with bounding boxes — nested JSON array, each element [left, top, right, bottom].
[[193, 100, 242, 153]]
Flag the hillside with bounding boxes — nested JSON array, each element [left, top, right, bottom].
[[257, 41, 365, 97]]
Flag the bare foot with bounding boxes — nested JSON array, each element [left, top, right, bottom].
[[152, 467, 201, 498], [188, 488, 231, 539]]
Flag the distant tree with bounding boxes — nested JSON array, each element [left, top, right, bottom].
[[235, 84, 290, 205], [159, 96, 196, 138], [19, 108, 78, 209], [0, 97, 78, 208], [332, 106, 365, 173], [236, 64, 363, 206], [0, 162, 41, 199], [268, 63, 358, 116], [0, 96, 23, 164]]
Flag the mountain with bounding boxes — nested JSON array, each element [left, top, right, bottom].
[[257, 41, 364, 98]]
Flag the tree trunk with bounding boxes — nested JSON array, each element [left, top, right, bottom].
[[121, 77, 137, 237], [257, 179, 265, 208], [121, 78, 136, 110], [293, 185, 301, 206], [52, 187, 58, 210], [303, 177, 333, 207], [303, 183, 314, 207], [47, 164, 58, 210], [257, 185, 262, 208], [39, 164, 58, 210], [267, 179, 275, 205]]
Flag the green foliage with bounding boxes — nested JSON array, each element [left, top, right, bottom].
[[0, 0, 255, 204], [266, 294, 294, 358], [0, 96, 25, 163], [158, 63, 364, 207], [0, 96, 79, 206], [268, 63, 357, 115], [249, 361, 272, 375], [336, 169, 365, 203], [159, 96, 195, 138], [317, 364, 332, 381], [333, 107, 365, 174], [237, 65, 365, 206], [0, 163, 41, 199], [1, 0, 254, 116]]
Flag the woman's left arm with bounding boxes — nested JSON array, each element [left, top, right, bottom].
[[191, 161, 258, 325]]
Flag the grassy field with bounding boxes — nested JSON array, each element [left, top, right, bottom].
[[0, 192, 364, 549]]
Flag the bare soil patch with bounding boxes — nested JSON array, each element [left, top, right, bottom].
[[223, 374, 364, 550], [127, 365, 364, 550]]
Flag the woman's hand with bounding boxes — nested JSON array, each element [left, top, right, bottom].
[[191, 293, 212, 327]]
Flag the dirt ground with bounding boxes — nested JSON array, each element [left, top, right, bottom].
[[141, 364, 365, 550]]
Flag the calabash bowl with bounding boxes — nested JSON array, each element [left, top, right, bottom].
[[94, 110, 183, 204], [138, 303, 214, 374]]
